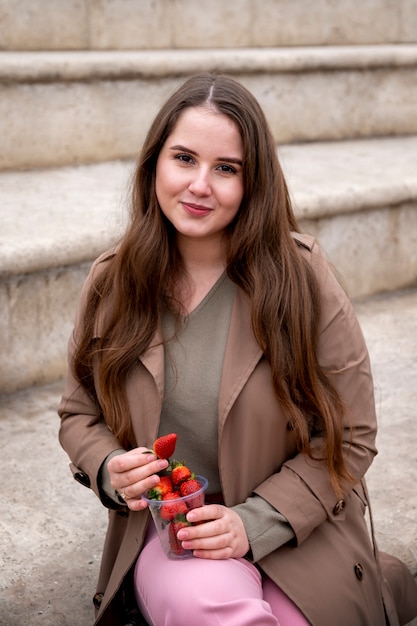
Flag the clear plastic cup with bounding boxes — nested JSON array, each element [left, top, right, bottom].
[[142, 475, 208, 559]]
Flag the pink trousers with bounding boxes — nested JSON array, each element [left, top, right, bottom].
[[134, 522, 310, 626]]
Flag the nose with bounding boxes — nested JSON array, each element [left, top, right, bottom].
[[188, 167, 211, 196]]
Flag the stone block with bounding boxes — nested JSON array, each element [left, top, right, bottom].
[[0, 77, 179, 170], [0, 159, 130, 276], [171, 0, 252, 48], [251, 0, 403, 46], [0, 264, 90, 393], [1, 0, 415, 50], [0, 158, 130, 393], [241, 66, 417, 144], [400, 0, 417, 43], [300, 203, 417, 299], [89, 0, 173, 49], [280, 135, 417, 297], [0, 0, 89, 50]]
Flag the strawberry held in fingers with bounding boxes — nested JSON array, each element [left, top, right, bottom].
[[152, 433, 177, 459]]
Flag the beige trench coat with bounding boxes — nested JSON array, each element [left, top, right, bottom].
[[58, 234, 416, 626]]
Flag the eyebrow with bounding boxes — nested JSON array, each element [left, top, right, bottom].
[[169, 144, 243, 166]]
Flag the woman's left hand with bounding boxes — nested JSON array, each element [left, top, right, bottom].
[[176, 504, 250, 559]]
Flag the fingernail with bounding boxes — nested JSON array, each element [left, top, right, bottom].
[[177, 529, 188, 540], [157, 459, 168, 470]]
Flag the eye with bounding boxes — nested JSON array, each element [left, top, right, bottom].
[[175, 153, 194, 164], [216, 164, 237, 174]]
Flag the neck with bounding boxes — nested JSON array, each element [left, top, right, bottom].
[[177, 234, 226, 276], [174, 235, 227, 313]]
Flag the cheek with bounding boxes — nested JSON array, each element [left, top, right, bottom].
[[156, 161, 182, 203], [155, 160, 167, 202], [228, 183, 244, 213]]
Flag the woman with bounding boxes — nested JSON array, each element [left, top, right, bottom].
[[58, 73, 417, 626]]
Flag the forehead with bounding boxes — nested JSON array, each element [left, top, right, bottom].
[[168, 106, 242, 148]]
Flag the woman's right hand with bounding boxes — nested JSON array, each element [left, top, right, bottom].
[[108, 447, 169, 511]]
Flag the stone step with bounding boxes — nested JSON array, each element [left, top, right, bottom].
[[279, 136, 417, 298], [0, 286, 416, 625], [0, 0, 415, 51], [0, 159, 132, 394], [1, 135, 417, 394], [1, 45, 417, 170]]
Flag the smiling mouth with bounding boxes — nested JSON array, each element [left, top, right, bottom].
[[181, 202, 213, 216]]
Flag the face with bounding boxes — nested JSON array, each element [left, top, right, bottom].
[[155, 106, 244, 249]]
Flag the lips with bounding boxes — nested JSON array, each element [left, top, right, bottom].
[[181, 201, 213, 217]]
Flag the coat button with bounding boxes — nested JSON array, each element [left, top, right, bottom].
[[93, 592, 103, 609], [333, 499, 346, 515], [354, 563, 364, 581], [74, 471, 91, 488]]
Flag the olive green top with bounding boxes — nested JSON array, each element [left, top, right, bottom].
[[159, 273, 295, 561], [159, 272, 234, 493]]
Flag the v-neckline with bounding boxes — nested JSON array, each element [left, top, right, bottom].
[[187, 271, 227, 318]]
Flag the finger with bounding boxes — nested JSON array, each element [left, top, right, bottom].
[[123, 496, 149, 512], [187, 531, 247, 560], [116, 466, 168, 501], [185, 503, 223, 525], [114, 458, 168, 487], [193, 546, 235, 560], [181, 532, 231, 552], [108, 449, 158, 474], [179, 518, 223, 544]]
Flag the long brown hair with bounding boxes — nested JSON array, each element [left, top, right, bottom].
[[74, 73, 352, 496]]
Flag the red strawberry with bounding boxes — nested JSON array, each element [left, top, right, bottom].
[[168, 515, 190, 556], [153, 433, 177, 459], [147, 475, 174, 500], [171, 461, 192, 486], [179, 477, 204, 508], [159, 492, 188, 522], [179, 477, 201, 497]]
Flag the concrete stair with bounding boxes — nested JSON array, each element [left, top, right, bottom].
[[0, 5, 416, 392], [2, 46, 417, 170]]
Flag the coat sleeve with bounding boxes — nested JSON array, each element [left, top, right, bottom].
[[254, 240, 378, 545], [58, 254, 126, 505]]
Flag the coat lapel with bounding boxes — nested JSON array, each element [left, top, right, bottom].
[[127, 326, 165, 448], [218, 288, 263, 437], [140, 325, 165, 401]]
